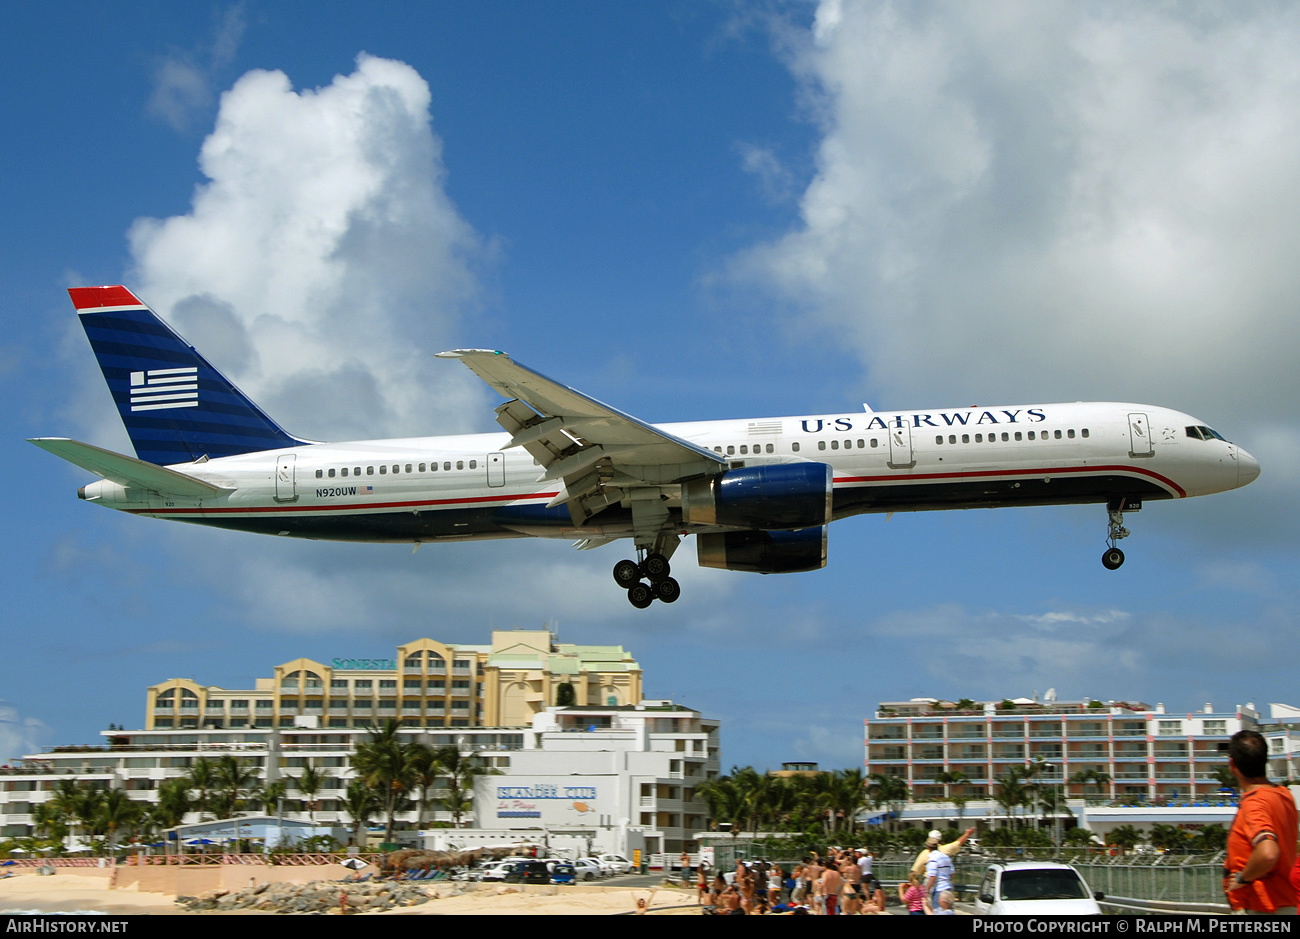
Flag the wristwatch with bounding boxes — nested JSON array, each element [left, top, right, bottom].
[[1233, 872, 1253, 886]]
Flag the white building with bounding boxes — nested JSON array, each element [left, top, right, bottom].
[[424, 700, 719, 859]]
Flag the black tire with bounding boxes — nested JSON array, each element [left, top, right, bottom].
[[643, 553, 671, 581], [627, 583, 654, 609], [654, 577, 681, 603], [1102, 547, 1125, 570], [613, 559, 641, 588]]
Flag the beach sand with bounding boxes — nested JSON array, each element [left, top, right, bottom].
[[0, 869, 180, 915], [0, 869, 703, 916]]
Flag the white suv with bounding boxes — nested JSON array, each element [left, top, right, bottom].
[[598, 853, 632, 874], [974, 861, 1104, 915]]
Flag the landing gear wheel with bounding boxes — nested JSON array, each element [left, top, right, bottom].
[[1102, 547, 1125, 570], [627, 582, 654, 609], [613, 559, 641, 589], [642, 553, 671, 582], [654, 577, 681, 604]]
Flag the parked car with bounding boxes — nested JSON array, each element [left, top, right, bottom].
[[973, 861, 1104, 915], [550, 862, 576, 886], [503, 860, 553, 885], [478, 858, 531, 882], [598, 853, 632, 875], [574, 858, 604, 880]]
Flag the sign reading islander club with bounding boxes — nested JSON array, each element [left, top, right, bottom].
[[332, 657, 398, 670], [477, 777, 615, 827]]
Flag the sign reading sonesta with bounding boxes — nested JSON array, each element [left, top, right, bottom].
[[332, 658, 398, 670]]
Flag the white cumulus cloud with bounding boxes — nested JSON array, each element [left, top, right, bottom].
[[128, 53, 488, 444]]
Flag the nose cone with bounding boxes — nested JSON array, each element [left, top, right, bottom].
[[1237, 447, 1261, 487]]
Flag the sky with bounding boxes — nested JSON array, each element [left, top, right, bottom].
[[3, 1, 1299, 774]]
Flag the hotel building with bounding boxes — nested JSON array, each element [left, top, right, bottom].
[[145, 630, 641, 731], [865, 695, 1260, 807]]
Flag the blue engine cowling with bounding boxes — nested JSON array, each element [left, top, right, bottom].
[[680, 462, 833, 530], [696, 526, 828, 573]]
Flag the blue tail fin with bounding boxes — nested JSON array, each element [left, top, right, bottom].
[[71, 286, 309, 465]]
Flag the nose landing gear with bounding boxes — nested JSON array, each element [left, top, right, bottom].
[[1102, 499, 1133, 570]]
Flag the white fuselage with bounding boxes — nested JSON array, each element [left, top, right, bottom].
[[78, 401, 1257, 546]]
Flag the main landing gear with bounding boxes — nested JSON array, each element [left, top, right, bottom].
[[613, 553, 680, 608], [1102, 499, 1133, 570]]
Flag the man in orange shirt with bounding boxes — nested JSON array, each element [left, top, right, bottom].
[[1223, 730, 1298, 915]]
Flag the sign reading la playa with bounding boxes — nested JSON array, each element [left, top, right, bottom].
[[332, 658, 398, 671], [801, 408, 1048, 433]]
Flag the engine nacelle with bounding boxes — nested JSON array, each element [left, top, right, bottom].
[[681, 463, 833, 531], [696, 526, 828, 574]]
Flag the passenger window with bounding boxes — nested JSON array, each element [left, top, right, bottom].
[[456, 461, 464, 470], [354, 467, 361, 475], [406, 464, 412, 473], [949, 435, 956, 444], [857, 439, 865, 448], [831, 440, 839, 450], [936, 436, 944, 445], [393, 465, 400, 473], [714, 447, 722, 453], [469, 460, 477, 469], [1001, 432, 1009, 442], [367, 466, 375, 475], [844, 439, 851, 449], [791, 442, 800, 452], [740, 445, 748, 455], [341, 468, 349, 477], [419, 463, 426, 472], [962, 434, 970, 444], [727, 445, 735, 455], [766, 444, 774, 454], [328, 468, 336, 478], [1014, 432, 1022, 441], [1054, 430, 1062, 439], [870, 438, 879, 448], [975, 434, 983, 443], [1067, 429, 1075, 439], [379, 465, 387, 474], [1082, 429, 1089, 438], [315, 469, 323, 478], [818, 441, 826, 451], [1027, 431, 1035, 440]]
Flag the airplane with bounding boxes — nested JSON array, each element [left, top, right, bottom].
[[31, 286, 1260, 608]]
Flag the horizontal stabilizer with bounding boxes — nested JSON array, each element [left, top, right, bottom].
[[27, 438, 230, 497]]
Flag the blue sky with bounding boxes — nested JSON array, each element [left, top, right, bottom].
[[3, 2, 1298, 773]]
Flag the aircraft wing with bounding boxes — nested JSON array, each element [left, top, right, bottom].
[[437, 350, 724, 524], [28, 438, 231, 498]]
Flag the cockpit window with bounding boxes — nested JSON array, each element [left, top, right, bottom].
[[1186, 426, 1204, 440], [1187, 425, 1226, 441]]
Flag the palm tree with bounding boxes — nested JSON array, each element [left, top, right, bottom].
[[342, 779, 379, 849], [352, 720, 417, 841], [1106, 824, 1143, 855], [294, 764, 329, 823], [696, 775, 746, 839], [254, 779, 287, 816], [1070, 768, 1111, 799], [407, 743, 445, 832], [210, 754, 259, 819], [96, 789, 141, 854], [433, 744, 500, 829], [935, 769, 971, 824], [152, 778, 192, 829], [867, 772, 910, 831], [993, 767, 1031, 828], [186, 757, 217, 820]]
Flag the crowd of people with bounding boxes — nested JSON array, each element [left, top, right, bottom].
[[695, 839, 965, 915]]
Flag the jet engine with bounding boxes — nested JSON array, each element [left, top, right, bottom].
[[680, 462, 833, 530], [696, 526, 828, 573]]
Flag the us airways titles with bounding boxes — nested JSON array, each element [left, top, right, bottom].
[[800, 408, 1048, 434]]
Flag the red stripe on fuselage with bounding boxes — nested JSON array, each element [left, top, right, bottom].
[[833, 463, 1186, 498], [129, 490, 561, 516]]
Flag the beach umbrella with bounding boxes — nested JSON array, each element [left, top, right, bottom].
[[340, 858, 366, 870]]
